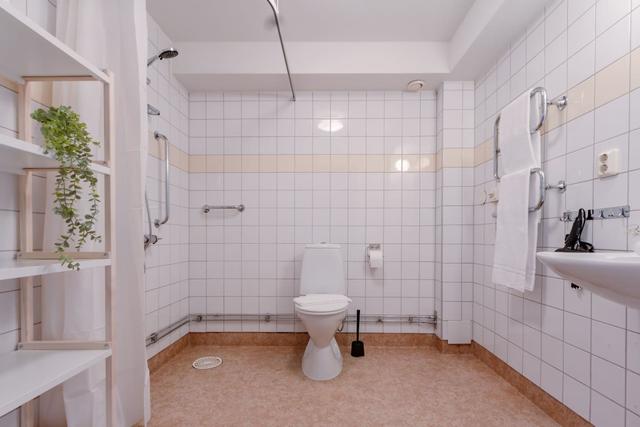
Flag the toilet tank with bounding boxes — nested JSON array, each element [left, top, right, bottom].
[[300, 243, 346, 295]]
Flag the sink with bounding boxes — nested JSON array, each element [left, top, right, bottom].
[[537, 251, 640, 308]]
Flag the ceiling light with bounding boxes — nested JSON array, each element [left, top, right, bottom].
[[406, 80, 424, 92], [317, 119, 344, 133], [395, 159, 410, 172]]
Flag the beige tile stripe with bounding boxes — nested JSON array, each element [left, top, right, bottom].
[[149, 139, 475, 174], [188, 153, 437, 173], [475, 46, 640, 167], [149, 132, 438, 173], [474, 140, 494, 167], [149, 149, 440, 173], [438, 148, 475, 169]]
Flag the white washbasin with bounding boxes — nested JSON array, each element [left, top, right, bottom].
[[537, 251, 640, 308]]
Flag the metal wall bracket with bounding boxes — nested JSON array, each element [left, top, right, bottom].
[[147, 104, 160, 116], [561, 205, 630, 222], [550, 95, 568, 111]]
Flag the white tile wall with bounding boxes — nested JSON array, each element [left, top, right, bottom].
[[144, 15, 191, 358], [188, 90, 437, 333], [474, 0, 640, 424], [435, 81, 475, 343]]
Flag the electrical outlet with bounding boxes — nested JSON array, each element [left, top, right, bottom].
[[597, 148, 619, 178]]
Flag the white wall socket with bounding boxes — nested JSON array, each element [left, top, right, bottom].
[[597, 148, 619, 178]]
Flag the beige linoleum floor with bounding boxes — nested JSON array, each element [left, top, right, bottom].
[[148, 345, 558, 427]]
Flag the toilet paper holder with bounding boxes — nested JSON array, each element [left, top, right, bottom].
[[367, 244, 383, 268]]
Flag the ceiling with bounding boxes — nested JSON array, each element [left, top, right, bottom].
[[148, 0, 475, 42], [146, 0, 552, 92]]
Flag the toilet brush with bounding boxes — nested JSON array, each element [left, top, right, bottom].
[[351, 309, 365, 357]]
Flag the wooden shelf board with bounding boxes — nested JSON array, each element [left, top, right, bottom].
[[0, 3, 108, 82], [0, 133, 110, 175], [0, 258, 111, 281], [0, 348, 111, 417], [18, 251, 110, 260]]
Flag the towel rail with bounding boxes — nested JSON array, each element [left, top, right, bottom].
[[493, 87, 567, 212], [529, 168, 545, 212], [493, 87, 567, 181]]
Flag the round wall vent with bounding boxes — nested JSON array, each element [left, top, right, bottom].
[[406, 80, 425, 92]]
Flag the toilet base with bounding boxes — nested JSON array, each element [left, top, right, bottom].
[[301, 337, 343, 381]]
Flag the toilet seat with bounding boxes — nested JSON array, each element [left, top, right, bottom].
[[294, 294, 351, 315]]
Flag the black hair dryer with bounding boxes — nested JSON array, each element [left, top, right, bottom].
[[556, 208, 594, 252]]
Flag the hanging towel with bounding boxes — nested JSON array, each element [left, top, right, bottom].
[[492, 89, 542, 292]]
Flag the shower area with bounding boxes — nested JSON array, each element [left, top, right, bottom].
[[142, 0, 467, 355]]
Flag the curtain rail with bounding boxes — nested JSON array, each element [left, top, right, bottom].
[[266, 0, 296, 101]]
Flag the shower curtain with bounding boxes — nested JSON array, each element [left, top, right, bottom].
[[39, 0, 150, 426]]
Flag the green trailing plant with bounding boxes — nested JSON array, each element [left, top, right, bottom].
[[31, 106, 101, 270]]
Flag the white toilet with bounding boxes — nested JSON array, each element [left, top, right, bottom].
[[294, 243, 351, 381]]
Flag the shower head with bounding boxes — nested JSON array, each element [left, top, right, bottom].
[[159, 48, 179, 60], [147, 48, 179, 67]]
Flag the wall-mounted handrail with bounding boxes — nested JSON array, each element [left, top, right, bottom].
[[153, 131, 170, 227], [266, 0, 296, 101], [144, 192, 159, 249], [202, 204, 245, 213]]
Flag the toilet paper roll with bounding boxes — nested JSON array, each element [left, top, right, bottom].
[[368, 248, 383, 268]]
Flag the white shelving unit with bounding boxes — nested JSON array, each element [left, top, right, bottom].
[[0, 1, 107, 82], [0, 259, 112, 281], [0, 133, 111, 175], [0, 2, 116, 426], [0, 349, 112, 417]]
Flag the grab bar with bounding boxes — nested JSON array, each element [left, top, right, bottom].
[[202, 204, 245, 213], [153, 131, 170, 227]]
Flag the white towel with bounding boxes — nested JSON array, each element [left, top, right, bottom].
[[492, 89, 541, 292]]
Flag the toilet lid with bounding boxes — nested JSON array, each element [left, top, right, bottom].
[[294, 294, 351, 313]]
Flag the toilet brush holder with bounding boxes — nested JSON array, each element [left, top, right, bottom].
[[351, 309, 365, 357]]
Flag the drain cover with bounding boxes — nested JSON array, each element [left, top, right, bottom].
[[192, 356, 223, 370]]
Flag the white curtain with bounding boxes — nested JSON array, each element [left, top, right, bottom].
[[39, 0, 150, 426]]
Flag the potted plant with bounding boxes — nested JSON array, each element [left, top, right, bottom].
[[31, 106, 101, 270]]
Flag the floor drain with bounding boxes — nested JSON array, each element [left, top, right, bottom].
[[192, 356, 223, 370]]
